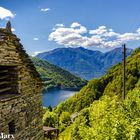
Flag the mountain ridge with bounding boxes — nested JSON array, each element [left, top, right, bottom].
[[37, 47, 133, 80]]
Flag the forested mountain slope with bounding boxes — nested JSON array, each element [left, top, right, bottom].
[[31, 57, 87, 90]]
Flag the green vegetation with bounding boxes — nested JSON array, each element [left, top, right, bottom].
[[43, 48, 140, 139], [43, 108, 58, 127], [31, 57, 87, 91], [54, 49, 140, 115], [60, 89, 140, 139], [131, 46, 140, 56]]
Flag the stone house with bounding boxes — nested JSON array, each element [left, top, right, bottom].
[[0, 22, 44, 140]]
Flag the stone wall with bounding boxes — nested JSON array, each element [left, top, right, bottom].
[[0, 27, 44, 140]]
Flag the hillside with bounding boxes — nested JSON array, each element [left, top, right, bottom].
[[54, 47, 140, 114], [43, 48, 140, 139], [59, 88, 140, 139], [31, 57, 87, 91], [37, 47, 132, 80]]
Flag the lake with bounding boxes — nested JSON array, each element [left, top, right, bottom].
[[42, 89, 77, 108]]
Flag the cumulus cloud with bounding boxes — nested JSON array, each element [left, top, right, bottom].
[[49, 22, 140, 48], [41, 8, 50, 12], [33, 38, 39, 41], [71, 22, 82, 28], [0, 7, 15, 20], [89, 26, 107, 35], [49, 22, 87, 47]]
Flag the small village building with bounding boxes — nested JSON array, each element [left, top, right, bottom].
[[0, 22, 44, 140]]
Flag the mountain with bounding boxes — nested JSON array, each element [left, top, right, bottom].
[[43, 48, 140, 139], [31, 57, 87, 91], [37, 47, 133, 80]]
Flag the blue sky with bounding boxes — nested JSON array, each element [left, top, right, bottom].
[[0, 0, 140, 55]]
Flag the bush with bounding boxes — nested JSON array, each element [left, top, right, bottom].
[[43, 110, 58, 127], [59, 112, 71, 132]]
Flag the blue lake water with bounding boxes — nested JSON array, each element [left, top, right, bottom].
[[42, 89, 77, 108]]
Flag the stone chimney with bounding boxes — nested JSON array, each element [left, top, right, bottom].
[[6, 21, 12, 33]]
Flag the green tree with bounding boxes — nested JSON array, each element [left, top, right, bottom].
[[59, 112, 71, 132], [43, 110, 58, 127]]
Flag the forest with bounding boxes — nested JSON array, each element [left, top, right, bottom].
[[31, 57, 87, 91]]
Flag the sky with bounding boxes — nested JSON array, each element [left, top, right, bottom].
[[0, 0, 140, 55]]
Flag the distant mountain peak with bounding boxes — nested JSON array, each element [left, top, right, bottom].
[[37, 47, 133, 80]]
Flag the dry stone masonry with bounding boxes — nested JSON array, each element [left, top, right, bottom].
[[0, 22, 44, 140]]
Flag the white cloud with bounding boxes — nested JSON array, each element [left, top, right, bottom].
[[0, 7, 15, 20], [41, 8, 50, 12], [71, 22, 87, 34], [71, 22, 81, 28], [119, 33, 140, 42], [52, 24, 65, 30], [89, 26, 107, 35], [33, 38, 39, 41], [31, 51, 42, 57], [56, 24, 64, 27], [49, 23, 87, 46], [137, 28, 140, 33], [11, 28, 15, 32], [48, 22, 140, 48]]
